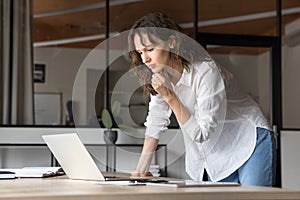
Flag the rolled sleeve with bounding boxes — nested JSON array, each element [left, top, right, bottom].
[[144, 95, 172, 139], [180, 114, 214, 143]]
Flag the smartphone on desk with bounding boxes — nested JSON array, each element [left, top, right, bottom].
[[0, 171, 16, 180]]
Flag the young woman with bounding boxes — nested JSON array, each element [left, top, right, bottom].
[[127, 12, 276, 186]]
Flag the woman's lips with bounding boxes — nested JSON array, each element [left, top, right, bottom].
[[147, 64, 155, 69]]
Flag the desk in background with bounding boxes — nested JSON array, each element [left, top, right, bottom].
[[0, 143, 167, 176], [1, 176, 300, 200]]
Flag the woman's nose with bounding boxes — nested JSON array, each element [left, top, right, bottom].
[[142, 53, 150, 63]]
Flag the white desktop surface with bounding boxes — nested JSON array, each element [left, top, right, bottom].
[[1, 175, 300, 200]]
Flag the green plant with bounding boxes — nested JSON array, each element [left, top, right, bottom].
[[101, 101, 121, 130], [100, 101, 137, 134]]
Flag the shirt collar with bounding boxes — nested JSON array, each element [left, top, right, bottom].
[[175, 64, 193, 87]]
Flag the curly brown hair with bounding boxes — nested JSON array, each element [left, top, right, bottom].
[[128, 12, 192, 96]]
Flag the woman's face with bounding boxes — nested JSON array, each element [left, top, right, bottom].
[[134, 33, 172, 74]]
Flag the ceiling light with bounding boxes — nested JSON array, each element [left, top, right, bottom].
[[34, 0, 143, 18], [180, 6, 300, 28], [33, 32, 119, 47]]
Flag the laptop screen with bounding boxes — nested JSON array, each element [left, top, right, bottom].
[[42, 133, 105, 181]]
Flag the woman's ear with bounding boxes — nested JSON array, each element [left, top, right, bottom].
[[168, 35, 176, 49]]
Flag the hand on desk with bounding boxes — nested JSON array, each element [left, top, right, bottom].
[[130, 168, 152, 177], [132, 138, 158, 178]]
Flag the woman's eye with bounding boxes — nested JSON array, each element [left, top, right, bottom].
[[148, 48, 154, 52]]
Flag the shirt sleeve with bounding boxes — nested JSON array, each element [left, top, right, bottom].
[[144, 94, 172, 139], [180, 62, 226, 143]]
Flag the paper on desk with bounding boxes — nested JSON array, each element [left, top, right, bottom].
[[146, 180, 240, 187], [0, 167, 64, 178], [96, 181, 146, 186]]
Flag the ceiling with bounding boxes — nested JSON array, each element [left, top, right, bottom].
[[32, 0, 300, 53]]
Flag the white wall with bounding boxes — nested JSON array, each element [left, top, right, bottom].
[[34, 47, 127, 125], [280, 45, 300, 190], [281, 130, 300, 189], [34, 47, 90, 125], [282, 45, 300, 128], [212, 52, 270, 119]]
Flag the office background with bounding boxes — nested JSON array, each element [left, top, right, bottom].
[[1, 0, 300, 190]]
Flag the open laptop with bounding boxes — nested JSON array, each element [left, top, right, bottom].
[[42, 133, 151, 182], [42, 133, 240, 187]]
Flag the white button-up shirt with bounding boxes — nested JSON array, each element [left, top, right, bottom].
[[144, 60, 271, 182]]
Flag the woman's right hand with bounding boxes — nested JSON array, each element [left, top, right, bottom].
[[130, 168, 152, 177], [131, 137, 158, 178]]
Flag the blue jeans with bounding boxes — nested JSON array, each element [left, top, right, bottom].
[[209, 127, 277, 186]]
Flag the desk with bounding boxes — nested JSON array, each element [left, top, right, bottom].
[[1, 176, 300, 200], [0, 143, 167, 176]]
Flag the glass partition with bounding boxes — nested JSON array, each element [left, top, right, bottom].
[[208, 46, 271, 121], [32, 0, 194, 127], [2, 0, 299, 127], [197, 0, 277, 36]]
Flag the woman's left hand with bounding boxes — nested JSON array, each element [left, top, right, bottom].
[[152, 71, 190, 125], [151, 72, 174, 101]]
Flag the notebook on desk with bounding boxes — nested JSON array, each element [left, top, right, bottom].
[[42, 133, 151, 182], [0, 167, 64, 178]]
